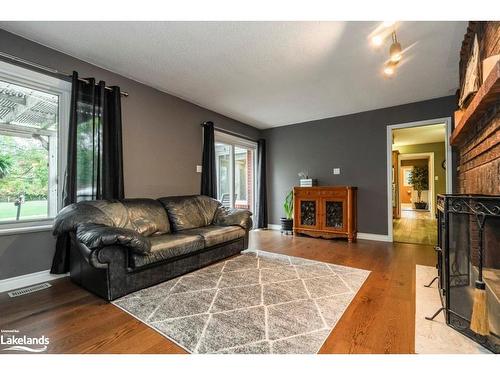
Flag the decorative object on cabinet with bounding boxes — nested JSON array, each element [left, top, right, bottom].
[[293, 186, 357, 242], [298, 171, 317, 187], [280, 189, 294, 235], [299, 179, 317, 187]]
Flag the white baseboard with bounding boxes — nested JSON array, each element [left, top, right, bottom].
[[267, 223, 391, 242], [0, 269, 68, 293], [357, 233, 392, 242], [267, 224, 281, 231]]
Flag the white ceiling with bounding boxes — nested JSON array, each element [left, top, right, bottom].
[[393, 123, 446, 147], [0, 21, 466, 129]]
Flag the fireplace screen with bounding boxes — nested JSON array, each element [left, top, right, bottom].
[[436, 194, 500, 353]]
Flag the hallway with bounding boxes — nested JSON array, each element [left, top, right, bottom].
[[393, 206, 437, 245]]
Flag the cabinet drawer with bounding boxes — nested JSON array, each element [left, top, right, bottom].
[[320, 190, 346, 197], [295, 190, 318, 198]]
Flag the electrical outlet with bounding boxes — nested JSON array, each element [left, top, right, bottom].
[[196, 165, 202, 173], [333, 168, 341, 175]]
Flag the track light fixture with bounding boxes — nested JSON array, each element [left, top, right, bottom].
[[389, 31, 402, 63], [370, 22, 404, 77]]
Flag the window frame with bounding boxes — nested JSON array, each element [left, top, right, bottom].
[[0, 60, 71, 234]]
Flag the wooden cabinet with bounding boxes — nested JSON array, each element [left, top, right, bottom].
[[293, 186, 357, 242]]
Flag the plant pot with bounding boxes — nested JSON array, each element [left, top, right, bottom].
[[414, 202, 428, 210], [280, 218, 293, 234]]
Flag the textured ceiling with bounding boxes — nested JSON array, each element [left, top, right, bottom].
[[0, 21, 467, 128]]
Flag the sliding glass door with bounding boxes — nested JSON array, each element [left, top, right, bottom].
[[215, 132, 256, 213]]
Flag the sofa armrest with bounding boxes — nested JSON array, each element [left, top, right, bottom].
[[214, 207, 253, 231], [76, 223, 151, 254]]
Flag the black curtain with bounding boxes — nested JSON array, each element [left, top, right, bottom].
[[51, 71, 124, 274], [256, 138, 268, 228], [200, 121, 217, 198]]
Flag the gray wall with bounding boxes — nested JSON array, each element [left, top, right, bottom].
[[262, 96, 456, 235], [0, 29, 260, 280]]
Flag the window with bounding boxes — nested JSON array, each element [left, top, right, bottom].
[[214, 131, 256, 213], [0, 61, 70, 231], [403, 168, 412, 187]]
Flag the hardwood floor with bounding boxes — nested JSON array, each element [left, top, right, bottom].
[[393, 208, 437, 246], [0, 230, 435, 354]]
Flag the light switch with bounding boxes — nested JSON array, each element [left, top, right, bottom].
[[196, 165, 202, 173], [435, 176, 439, 181], [333, 168, 341, 175]]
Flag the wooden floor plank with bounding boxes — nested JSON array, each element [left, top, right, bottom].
[[0, 230, 435, 354]]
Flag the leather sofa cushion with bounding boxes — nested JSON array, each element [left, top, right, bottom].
[[214, 207, 253, 230], [54, 199, 170, 238], [182, 225, 246, 247], [131, 233, 205, 268], [53, 202, 114, 235], [158, 195, 221, 231], [87, 200, 132, 229], [122, 199, 170, 236], [76, 223, 151, 254]]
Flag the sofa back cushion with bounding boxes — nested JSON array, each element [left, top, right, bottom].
[[122, 199, 171, 236], [86, 200, 131, 228], [158, 195, 221, 231], [53, 199, 170, 237], [53, 201, 115, 236]]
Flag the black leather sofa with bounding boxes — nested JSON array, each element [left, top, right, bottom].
[[53, 195, 252, 300]]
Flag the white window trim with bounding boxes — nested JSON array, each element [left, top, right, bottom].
[[0, 60, 71, 235], [215, 130, 257, 149]]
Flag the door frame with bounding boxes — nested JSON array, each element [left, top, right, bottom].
[[397, 152, 435, 216], [386, 117, 452, 242], [214, 130, 257, 212]]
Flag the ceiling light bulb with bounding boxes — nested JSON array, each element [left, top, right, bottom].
[[384, 66, 395, 76], [390, 41, 402, 62], [371, 35, 383, 47], [384, 62, 396, 77]]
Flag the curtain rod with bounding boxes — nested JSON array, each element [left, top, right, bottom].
[[0, 51, 129, 97], [201, 122, 258, 143]]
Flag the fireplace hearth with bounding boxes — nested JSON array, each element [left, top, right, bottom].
[[434, 194, 500, 353]]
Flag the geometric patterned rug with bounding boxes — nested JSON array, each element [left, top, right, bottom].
[[112, 249, 370, 354]]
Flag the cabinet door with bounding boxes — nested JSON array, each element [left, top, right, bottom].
[[321, 198, 346, 232], [297, 198, 319, 229]]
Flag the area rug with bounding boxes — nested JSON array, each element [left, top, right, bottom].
[[112, 250, 370, 354], [415, 265, 491, 354]]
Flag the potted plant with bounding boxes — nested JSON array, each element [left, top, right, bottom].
[[280, 190, 293, 234], [409, 166, 429, 210]]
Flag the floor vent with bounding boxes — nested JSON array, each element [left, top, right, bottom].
[[8, 282, 52, 298]]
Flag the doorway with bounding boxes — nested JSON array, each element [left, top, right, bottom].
[[214, 130, 257, 213], [386, 118, 452, 244]]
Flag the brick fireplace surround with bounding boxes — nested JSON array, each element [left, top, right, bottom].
[[455, 21, 499, 195], [444, 21, 500, 353], [453, 22, 500, 271]]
